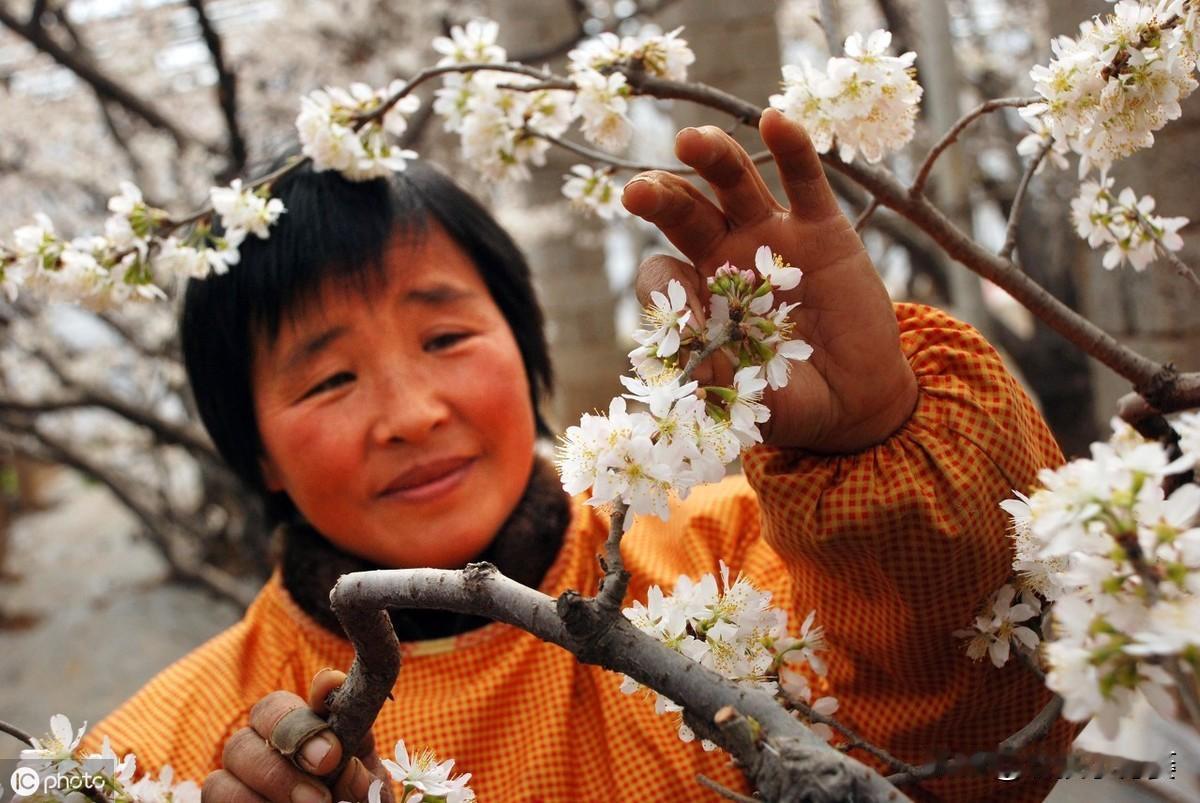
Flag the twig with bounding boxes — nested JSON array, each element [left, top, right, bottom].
[[528, 130, 689, 173], [186, 0, 247, 174], [854, 198, 880, 232], [998, 693, 1063, 753], [910, 97, 1040, 196], [998, 141, 1050, 261], [790, 699, 916, 775], [1160, 249, 1200, 294], [0, 5, 222, 155], [530, 129, 774, 175], [0, 718, 35, 746], [697, 773, 759, 802]]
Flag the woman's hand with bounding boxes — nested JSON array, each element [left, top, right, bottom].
[[202, 670, 392, 803], [623, 108, 918, 454]]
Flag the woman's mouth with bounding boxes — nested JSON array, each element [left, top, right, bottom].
[[377, 457, 475, 503]]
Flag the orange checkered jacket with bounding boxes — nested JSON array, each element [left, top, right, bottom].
[[81, 305, 1074, 801]]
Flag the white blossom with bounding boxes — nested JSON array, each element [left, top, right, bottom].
[[297, 82, 421, 180], [985, 416, 1200, 735], [620, 372, 698, 418], [1174, 410, 1200, 469], [754, 245, 802, 292], [634, 279, 693, 359], [621, 564, 830, 746], [125, 764, 201, 803], [1028, 0, 1199, 176], [1016, 106, 1072, 172], [572, 69, 633, 152], [953, 584, 1042, 667], [723, 366, 771, 446], [210, 179, 286, 241], [20, 714, 87, 765], [1070, 176, 1188, 270], [769, 29, 923, 164], [383, 740, 476, 803], [85, 736, 137, 787], [562, 164, 625, 219], [431, 19, 505, 66], [437, 70, 576, 182], [568, 27, 695, 82]]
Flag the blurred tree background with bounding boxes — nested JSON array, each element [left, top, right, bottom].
[[0, 1, 1195, 797]]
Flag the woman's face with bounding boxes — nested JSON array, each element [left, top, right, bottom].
[[251, 225, 537, 568]]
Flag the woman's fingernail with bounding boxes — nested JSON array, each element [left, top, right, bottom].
[[299, 735, 334, 773], [291, 782, 329, 803], [623, 177, 659, 212]]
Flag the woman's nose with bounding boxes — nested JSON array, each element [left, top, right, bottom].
[[368, 370, 450, 444]]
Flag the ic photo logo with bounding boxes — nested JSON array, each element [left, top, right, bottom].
[[9, 766, 40, 796], [0, 760, 113, 801]]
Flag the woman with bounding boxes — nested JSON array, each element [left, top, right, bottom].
[[80, 110, 1072, 801]]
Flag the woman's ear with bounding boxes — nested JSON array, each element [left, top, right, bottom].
[[259, 453, 284, 492]]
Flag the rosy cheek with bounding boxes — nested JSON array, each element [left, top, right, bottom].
[[269, 408, 359, 494]]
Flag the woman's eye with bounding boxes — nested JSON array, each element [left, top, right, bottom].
[[303, 372, 354, 398], [424, 332, 470, 352]]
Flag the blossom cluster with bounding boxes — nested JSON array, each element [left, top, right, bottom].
[[1070, 176, 1189, 270], [296, 81, 422, 180], [2, 71, 429, 305], [983, 418, 1200, 737], [429, 19, 695, 185], [0, 179, 284, 306], [555, 246, 812, 524], [1024, 0, 1200, 178], [621, 562, 835, 747], [18, 714, 201, 802], [769, 30, 923, 164], [566, 26, 695, 153], [430, 21, 575, 182], [15, 715, 476, 803]]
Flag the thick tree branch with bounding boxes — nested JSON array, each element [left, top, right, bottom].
[[329, 565, 911, 801], [186, 0, 247, 174], [0, 3, 222, 155]]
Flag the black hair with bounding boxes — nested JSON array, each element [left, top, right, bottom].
[[181, 159, 553, 527]]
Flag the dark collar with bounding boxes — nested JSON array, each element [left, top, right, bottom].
[[279, 457, 571, 641]]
